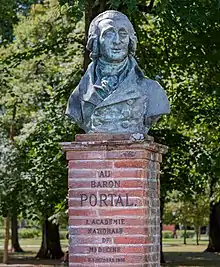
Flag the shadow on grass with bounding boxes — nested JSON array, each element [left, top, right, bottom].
[[163, 251, 220, 267], [0, 249, 220, 266], [0, 251, 65, 266]]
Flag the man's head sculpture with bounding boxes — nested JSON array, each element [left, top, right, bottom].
[[66, 10, 170, 135], [86, 11, 137, 61]]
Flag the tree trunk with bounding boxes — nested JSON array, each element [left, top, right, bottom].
[[183, 225, 187, 245], [205, 201, 220, 252], [3, 216, 10, 264], [9, 102, 23, 253], [36, 219, 64, 259], [11, 214, 24, 252], [195, 226, 199, 245], [160, 198, 165, 264]]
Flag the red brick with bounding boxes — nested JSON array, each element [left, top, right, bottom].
[[123, 227, 148, 235], [120, 245, 149, 254], [69, 180, 92, 189], [69, 198, 149, 211], [69, 245, 89, 254], [69, 228, 90, 235], [69, 218, 90, 226], [75, 133, 133, 142], [114, 160, 148, 168], [69, 236, 112, 245], [106, 150, 148, 159], [69, 226, 148, 236], [69, 160, 113, 169], [67, 151, 106, 160], [69, 179, 147, 189], [69, 198, 84, 207], [124, 254, 147, 263], [113, 169, 148, 179], [69, 264, 145, 267], [68, 169, 97, 179], [69, 256, 84, 263], [155, 162, 160, 170], [120, 218, 149, 226], [69, 189, 146, 198], [63, 135, 165, 267], [69, 255, 127, 264], [68, 208, 96, 217], [119, 180, 146, 188], [69, 245, 148, 254], [68, 215, 150, 226], [103, 196, 146, 207], [99, 208, 147, 217], [114, 236, 148, 244]]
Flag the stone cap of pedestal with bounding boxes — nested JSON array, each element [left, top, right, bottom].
[[61, 133, 168, 156]]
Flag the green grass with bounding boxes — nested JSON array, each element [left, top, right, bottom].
[[163, 238, 220, 266], [0, 238, 68, 250], [163, 246, 220, 266], [0, 235, 219, 266], [163, 238, 208, 245]]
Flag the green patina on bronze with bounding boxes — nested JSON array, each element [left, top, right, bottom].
[[66, 10, 170, 134]]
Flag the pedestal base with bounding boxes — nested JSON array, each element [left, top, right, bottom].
[[62, 134, 167, 267]]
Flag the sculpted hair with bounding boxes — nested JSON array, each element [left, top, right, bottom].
[[86, 10, 137, 60]]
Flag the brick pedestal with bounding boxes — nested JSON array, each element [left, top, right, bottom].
[[61, 134, 167, 267]]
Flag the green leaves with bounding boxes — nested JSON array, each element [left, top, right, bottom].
[[0, 132, 26, 216], [1, 0, 220, 226], [0, 0, 83, 220]]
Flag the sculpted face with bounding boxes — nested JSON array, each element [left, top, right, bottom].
[[98, 18, 130, 63]]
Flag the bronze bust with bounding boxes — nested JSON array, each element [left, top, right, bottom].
[[66, 10, 170, 134]]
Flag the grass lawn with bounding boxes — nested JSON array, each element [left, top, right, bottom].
[[0, 237, 219, 266], [163, 239, 220, 266]]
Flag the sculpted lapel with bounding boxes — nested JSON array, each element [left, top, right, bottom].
[[96, 68, 141, 108], [66, 10, 170, 134], [82, 60, 142, 108], [82, 63, 104, 106]]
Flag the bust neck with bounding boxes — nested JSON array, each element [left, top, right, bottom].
[[97, 57, 129, 77]]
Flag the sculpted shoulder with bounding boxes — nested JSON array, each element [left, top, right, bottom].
[[65, 10, 170, 133], [140, 77, 170, 117]]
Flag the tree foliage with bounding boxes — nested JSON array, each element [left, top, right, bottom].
[[1, 0, 220, 258]]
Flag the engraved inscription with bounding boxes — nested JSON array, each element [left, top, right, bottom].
[[89, 247, 121, 253], [91, 180, 120, 188], [102, 237, 111, 243], [88, 228, 123, 234], [83, 169, 129, 264], [86, 218, 125, 225], [88, 257, 125, 263], [80, 193, 134, 207], [121, 151, 137, 157], [98, 170, 111, 178]]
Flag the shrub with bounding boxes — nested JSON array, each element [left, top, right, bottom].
[[162, 230, 196, 239], [162, 231, 173, 239], [18, 228, 41, 238], [179, 230, 195, 239], [59, 231, 68, 240]]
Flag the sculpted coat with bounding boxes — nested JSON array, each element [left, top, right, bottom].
[[66, 11, 170, 134]]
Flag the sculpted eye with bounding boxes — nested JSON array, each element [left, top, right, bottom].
[[103, 29, 115, 38], [119, 29, 128, 39]]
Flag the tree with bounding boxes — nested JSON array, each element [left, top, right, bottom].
[[206, 201, 220, 252], [164, 192, 209, 245], [1, 0, 220, 261], [0, 132, 26, 262], [0, 0, 84, 259], [0, 0, 39, 45]]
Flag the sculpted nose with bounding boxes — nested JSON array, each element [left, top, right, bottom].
[[113, 32, 120, 44]]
